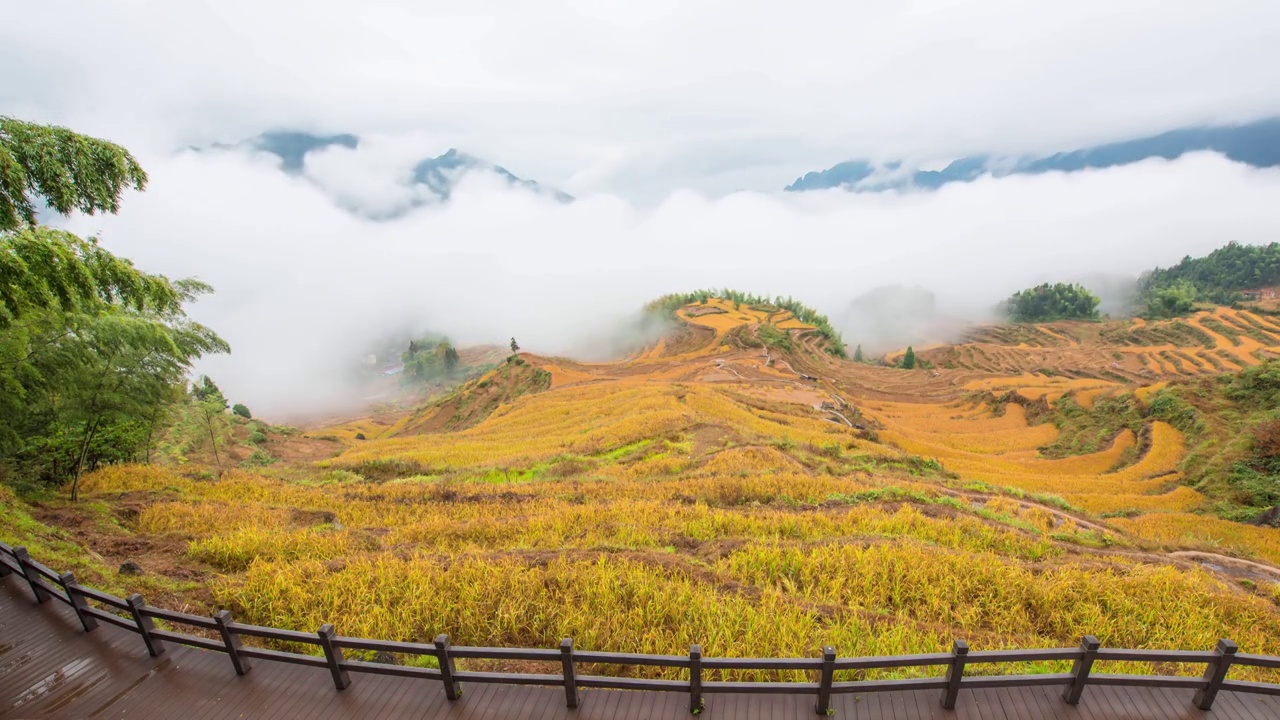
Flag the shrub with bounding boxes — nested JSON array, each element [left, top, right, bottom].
[[1147, 391, 1198, 433], [1255, 420, 1280, 461], [232, 403, 252, 419]]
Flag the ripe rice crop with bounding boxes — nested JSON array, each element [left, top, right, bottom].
[[42, 302, 1280, 685], [1109, 513, 1280, 566]]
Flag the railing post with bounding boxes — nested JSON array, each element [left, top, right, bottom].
[[561, 638, 579, 708], [59, 572, 98, 632], [0, 550, 11, 576], [1062, 635, 1099, 705], [435, 633, 462, 701], [689, 644, 703, 715], [815, 645, 835, 715], [126, 593, 166, 657], [214, 610, 252, 676], [317, 623, 350, 689], [1193, 639, 1238, 710], [14, 547, 50, 603], [941, 639, 968, 710]]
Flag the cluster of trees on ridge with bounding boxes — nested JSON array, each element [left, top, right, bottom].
[[1137, 241, 1280, 317], [1000, 283, 1101, 323], [1, 116, 237, 498], [401, 336, 462, 382], [646, 289, 847, 357]]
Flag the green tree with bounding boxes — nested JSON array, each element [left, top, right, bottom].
[[232, 403, 252, 419], [441, 343, 460, 374], [902, 346, 916, 369], [1, 116, 147, 233], [1144, 279, 1198, 318], [853, 344, 863, 362], [1137, 242, 1280, 308], [401, 338, 463, 382], [510, 337, 520, 354], [0, 117, 227, 496], [1002, 283, 1100, 322], [192, 376, 231, 475]]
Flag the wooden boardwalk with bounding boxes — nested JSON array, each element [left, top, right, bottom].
[[3, 576, 1279, 719]]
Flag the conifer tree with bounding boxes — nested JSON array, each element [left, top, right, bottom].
[[902, 346, 916, 369]]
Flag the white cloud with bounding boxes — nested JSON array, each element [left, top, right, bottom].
[[58, 149, 1280, 418], [300, 134, 452, 216], [5, 1, 1280, 197], [11, 1, 1280, 418]]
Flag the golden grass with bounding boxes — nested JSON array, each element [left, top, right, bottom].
[[48, 303, 1280, 682], [872, 383, 1199, 514], [218, 548, 1280, 680], [70, 460, 1280, 684], [1109, 513, 1280, 566], [326, 382, 879, 479]]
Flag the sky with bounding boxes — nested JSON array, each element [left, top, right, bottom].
[[6, 1, 1280, 416]]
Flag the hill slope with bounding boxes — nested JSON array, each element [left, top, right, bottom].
[[6, 292, 1280, 683]]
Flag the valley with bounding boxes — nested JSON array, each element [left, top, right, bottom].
[[8, 294, 1280, 684]]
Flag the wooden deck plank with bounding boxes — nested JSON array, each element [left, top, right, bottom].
[[1015, 683, 1053, 720], [0, 603, 103, 704], [329, 670, 402, 720], [911, 686, 943, 720], [1031, 684, 1075, 720], [454, 678, 499, 720], [176, 650, 298, 720], [1213, 691, 1261, 720], [1238, 690, 1280, 720], [1099, 684, 1146, 719], [510, 681, 546, 720], [1141, 685, 1199, 720], [617, 685, 643, 720], [534, 682, 571, 720], [972, 687, 1010, 720], [129, 650, 223, 720]]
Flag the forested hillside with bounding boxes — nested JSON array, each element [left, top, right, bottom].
[[1140, 241, 1280, 315]]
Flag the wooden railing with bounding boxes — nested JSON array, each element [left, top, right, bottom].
[[4, 539, 1280, 715]]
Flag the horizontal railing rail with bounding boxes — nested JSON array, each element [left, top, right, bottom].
[[2, 541, 1278, 715]]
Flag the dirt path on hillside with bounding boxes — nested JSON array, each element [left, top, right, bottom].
[[1170, 551, 1280, 580]]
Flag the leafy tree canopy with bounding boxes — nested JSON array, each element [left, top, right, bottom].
[[1001, 283, 1100, 323], [1138, 241, 1280, 312], [403, 338, 462, 382], [1, 116, 147, 232], [1143, 279, 1197, 319], [0, 117, 227, 496], [1, 226, 180, 328]]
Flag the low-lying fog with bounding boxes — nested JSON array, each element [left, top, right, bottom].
[[58, 150, 1280, 420]]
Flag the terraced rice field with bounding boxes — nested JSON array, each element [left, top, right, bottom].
[[918, 308, 1280, 382], [8, 296, 1280, 685]]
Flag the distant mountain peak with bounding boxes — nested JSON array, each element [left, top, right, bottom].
[[409, 147, 573, 203], [253, 131, 359, 173], [214, 131, 572, 216], [787, 117, 1280, 193]]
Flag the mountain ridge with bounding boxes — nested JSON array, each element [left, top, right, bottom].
[[787, 117, 1280, 192]]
